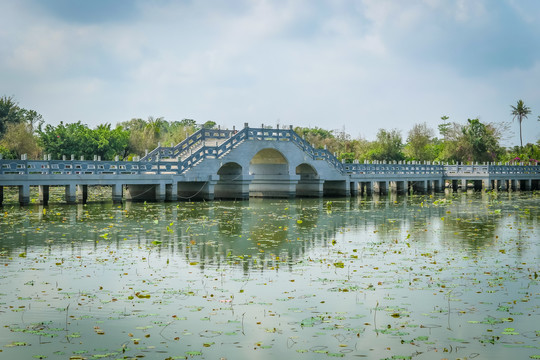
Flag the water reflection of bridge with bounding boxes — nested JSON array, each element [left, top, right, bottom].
[[2, 194, 532, 272], [1, 125, 539, 205]]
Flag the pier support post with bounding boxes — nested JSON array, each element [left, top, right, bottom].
[[0, 186, 3, 206], [434, 180, 443, 193], [461, 179, 468, 190], [39, 185, 49, 205], [402, 180, 409, 194], [350, 181, 358, 197], [77, 185, 88, 204], [155, 183, 166, 202], [65, 184, 76, 204], [203, 182, 215, 200], [166, 182, 178, 201], [371, 181, 379, 195], [499, 179, 507, 191], [19, 184, 30, 206], [112, 184, 123, 203]]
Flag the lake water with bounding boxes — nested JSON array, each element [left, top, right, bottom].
[[0, 191, 538, 360]]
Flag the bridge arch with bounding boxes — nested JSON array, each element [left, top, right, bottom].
[[248, 148, 296, 197], [296, 163, 323, 197], [215, 162, 249, 200], [296, 163, 318, 179], [217, 162, 242, 177], [249, 148, 289, 176]]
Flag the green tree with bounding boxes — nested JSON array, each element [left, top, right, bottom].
[[144, 116, 166, 141], [441, 119, 502, 163], [502, 141, 540, 164], [92, 123, 130, 160], [202, 120, 217, 129], [368, 129, 404, 161], [0, 95, 23, 137], [0, 122, 41, 159], [510, 99, 531, 148], [179, 119, 197, 127], [404, 123, 436, 161], [38, 121, 129, 160], [438, 115, 450, 140]]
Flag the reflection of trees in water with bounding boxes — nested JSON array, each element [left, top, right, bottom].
[[2, 193, 537, 271]]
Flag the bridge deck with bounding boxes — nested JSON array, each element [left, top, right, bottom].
[[1, 126, 538, 204]]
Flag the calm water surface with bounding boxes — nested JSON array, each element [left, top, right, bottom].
[[0, 191, 538, 360]]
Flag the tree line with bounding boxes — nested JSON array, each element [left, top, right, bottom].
[[1, 95, 538, 164]]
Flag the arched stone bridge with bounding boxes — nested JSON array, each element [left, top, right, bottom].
[[1, 125, 539, 205]]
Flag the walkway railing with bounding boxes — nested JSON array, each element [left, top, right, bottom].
[[0, 159, 179, 176], [345, 163, 444, 176]]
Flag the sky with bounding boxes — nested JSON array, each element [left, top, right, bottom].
[[1, 0, 539, 146]]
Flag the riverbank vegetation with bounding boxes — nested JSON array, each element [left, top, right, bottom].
[[1, 95, 538, 164]]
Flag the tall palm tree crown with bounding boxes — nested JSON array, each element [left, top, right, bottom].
[[510, 99, 531, 148]]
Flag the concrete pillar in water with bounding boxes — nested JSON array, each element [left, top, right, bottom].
[[204, 181, 216, 200], [499, 179, 507, 191], [155, 182, 166, 202], [77, 185, 88, 204], [166, 182, 178, 202], [112, 184, 123, 203], [371, 181, 378, 195], [65, 184, 77, 204], [434, 179, 444, 193], [461, 179, 468, 190], [39, 185, 49, 205], [350, 181, 358, 197], [19, 184, 30, 206]]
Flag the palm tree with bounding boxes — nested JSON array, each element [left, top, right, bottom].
[[510, 100, 531, 148]]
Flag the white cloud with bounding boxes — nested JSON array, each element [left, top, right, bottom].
[[0, 0, 538, 147]]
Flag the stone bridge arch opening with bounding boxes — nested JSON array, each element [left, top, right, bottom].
[[296, 163, 323, 197], [249, 149, 289, 176], [249, 149, 297, 197], [215, 162, 249, 200], [218, 162, 242, 178]]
